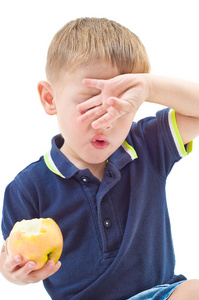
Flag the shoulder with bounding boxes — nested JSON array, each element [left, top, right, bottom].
[[130, 108, 192, 158], [127, 108, 172, 150], [8, 155, 50, 195], [124, 108, 189, 178], [131, 108, 170, 136], [16, 156, 46, 179]]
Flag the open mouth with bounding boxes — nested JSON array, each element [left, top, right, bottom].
[[91, 135, 109, 149]]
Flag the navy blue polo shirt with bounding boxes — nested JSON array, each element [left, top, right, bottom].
[[1, 109, 192, 300]]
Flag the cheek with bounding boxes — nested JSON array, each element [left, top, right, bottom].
[[117, 115, 133, 134], [60, 113, 87, 139], [56, 106, 76, 125]]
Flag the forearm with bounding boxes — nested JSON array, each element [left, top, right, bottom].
[[146, 75, 199, 118], [77, 73, 199, 141]]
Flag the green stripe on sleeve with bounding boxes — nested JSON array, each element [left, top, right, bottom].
[[170, 110, 193, 156]]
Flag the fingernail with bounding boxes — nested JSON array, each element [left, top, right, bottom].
[[56, 261, 61, 268], [48, 261, 55, 267], [27, 262, 36, 269], [14, 255, 22, 263]]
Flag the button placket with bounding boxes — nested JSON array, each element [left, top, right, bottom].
[[77, 172, 105, 254], [94, 165, 122, 253], [99, 195, 123, 253]]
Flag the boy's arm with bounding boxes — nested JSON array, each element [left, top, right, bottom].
[[146, 75, 199, 144], [77, 74, 199, 144], [0, 242, 61, 284]]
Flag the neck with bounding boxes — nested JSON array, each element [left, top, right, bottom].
[[60, 145, 106, 181], [87, 162, 106, 181]]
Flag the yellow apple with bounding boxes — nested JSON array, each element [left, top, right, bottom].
[[7, 218, 63, 270]]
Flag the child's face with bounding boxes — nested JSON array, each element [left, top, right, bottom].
[[51, 63, 135, 171]]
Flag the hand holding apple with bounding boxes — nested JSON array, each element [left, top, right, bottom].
[[7, 218, 63, 271]]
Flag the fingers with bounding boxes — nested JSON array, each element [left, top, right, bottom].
[[91, 106, 123, 129], [107, 97, 133, 114], [76, 95, 102, 114], [4, 255, 23, 272], [77, 105, 107, 124], [78, 75, 142, 130], [28, 260, 62, 282], [10, 261, 36, 284], [77, 97, 133, 129], [3, 239, 61, 284], [8, 260, 61, 284], [4, 246, 61, 284], [82, 78, 105, 90]]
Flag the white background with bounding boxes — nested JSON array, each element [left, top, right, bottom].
[[0, 0, 199, 299]]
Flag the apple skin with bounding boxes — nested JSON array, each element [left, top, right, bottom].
[[7, 218, 63, 270]]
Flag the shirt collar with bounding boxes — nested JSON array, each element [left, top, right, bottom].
[[44, 135, 138, 179]]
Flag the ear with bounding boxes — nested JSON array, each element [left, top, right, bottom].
[[37, 81, 57, 115]]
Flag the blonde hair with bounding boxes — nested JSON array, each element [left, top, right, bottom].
[[46, 17, 150, 83]]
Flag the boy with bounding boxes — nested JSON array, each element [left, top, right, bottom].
[[1, 17, 199, 299]]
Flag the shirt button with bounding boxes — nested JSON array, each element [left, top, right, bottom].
[[103, 219, 112, 228], [81, 176, 89, 183]]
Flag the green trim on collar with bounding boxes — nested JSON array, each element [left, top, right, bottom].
[[44, 141, 138, 177], [44, 152, 65, 178], [122, 141, 138, 160]]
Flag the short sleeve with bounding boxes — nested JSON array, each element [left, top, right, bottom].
[[1, 179, 39, 241], [168, 109, 193, 156], [128, 108, 193, 179]]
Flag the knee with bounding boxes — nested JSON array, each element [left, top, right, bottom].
[[189, 280, 199, 298], [170, 279, 199, 299]]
